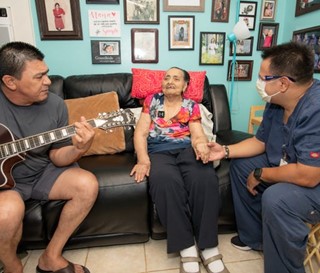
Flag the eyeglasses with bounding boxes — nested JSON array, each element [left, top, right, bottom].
[[259, 75, 296, 82]]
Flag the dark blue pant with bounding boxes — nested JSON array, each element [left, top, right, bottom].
[[149, 147, 219, 253], [230, 154, 320, 273]]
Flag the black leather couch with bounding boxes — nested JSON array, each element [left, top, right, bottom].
[[19, 73, 251, 251]]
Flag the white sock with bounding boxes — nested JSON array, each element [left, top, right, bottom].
[[201, 247, 224, 273], [180, 245, 199, 273]]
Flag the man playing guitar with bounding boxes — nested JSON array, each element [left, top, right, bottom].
[[0, 42, 98, 273]]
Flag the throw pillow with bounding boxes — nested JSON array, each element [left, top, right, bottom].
[[131, 68, 206, 103], [65, 92, 125, 156]]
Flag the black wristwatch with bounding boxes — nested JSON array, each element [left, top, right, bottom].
[[253, 168, 264, 182]]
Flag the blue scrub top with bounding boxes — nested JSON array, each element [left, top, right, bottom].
[[256, 79, 320, 168]]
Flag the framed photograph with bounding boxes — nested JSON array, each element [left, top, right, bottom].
[[211, 0, 230, 22], [131, 28, 158, 63], [199, 32, 225, 65], [295, 0, 320, 17], [292, 26, 320, 73], [260, 0, 277, 20], [163, 0, 205, 12], [91, 40, 121, 64], [257, 22, 279, 50], [239, 1, 257, 16], [168, 16, 195, 50], [86, 0, 119, 3], [227, 60, 253, 81], [238, 15, 256, 31], [124, 0, 159, 24], [35, 0, 82, 40], [229, 37, 254, 56]]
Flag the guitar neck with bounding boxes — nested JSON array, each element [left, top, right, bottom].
[[0, 119, 97, 159]]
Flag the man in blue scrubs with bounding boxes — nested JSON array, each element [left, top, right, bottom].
[[208, 41, 320, 273]]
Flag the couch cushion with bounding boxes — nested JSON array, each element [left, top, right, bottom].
[[65, 92, 126, 156], [131, 68, 206, 103]]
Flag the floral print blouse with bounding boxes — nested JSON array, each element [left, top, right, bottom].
[[142, 93, 201, 153]]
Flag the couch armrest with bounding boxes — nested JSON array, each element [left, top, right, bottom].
[[208, 84, 253, 144], [216, 130, 253, 145], [208, 85, 232, 134]]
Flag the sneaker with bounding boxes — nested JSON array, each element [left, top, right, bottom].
[[231, 235, 252, 251]]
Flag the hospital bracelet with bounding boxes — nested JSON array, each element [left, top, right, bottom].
[[222, 145, 230, 159]]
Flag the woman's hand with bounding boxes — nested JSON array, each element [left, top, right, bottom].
[[130, 161, 151, 183], [194, 143, 210, 164]]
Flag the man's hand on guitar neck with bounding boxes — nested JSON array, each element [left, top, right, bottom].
[[49, 116, 95, 166], [73, 116, 95, 152]]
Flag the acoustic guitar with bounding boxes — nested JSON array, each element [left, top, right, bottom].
[[0, 109, 135, 189]]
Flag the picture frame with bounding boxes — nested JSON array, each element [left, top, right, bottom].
[[163, 0, 205, 12], [257, 22, 279, 51], [168, 16, 195, 50], [131, 28, 158, 63], [260, 0, 277, 21], [124, 0, 159, 24], [227, 60, 253, 81], [35, 0, 83, 40], [211, 0, 230, 23], [295, 0, 320, 17], [229, 37, 254, 56], [292, 26, 320, 73], [238, 15, 256, 31], [239, 1, 257, 16], [86, 0, 119, 4], [91, 40, 121, 64], [199, 32, 225, 65]]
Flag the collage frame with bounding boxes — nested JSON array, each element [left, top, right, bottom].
[[227, 60, 253, 81], [257, 22, 279, 51], [199, 32, 225, 65], [131, 28, 159, 63], [211, 0, 230, 23], [168, 16, 195, 50], [260, 0, 277, 21], [124, 0, 159, 24], [91, 40, 121, 64], [292, 26, 320, 73], [35, 0, 83, 40]]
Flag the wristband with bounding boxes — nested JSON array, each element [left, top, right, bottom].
[[222, 145, 229, 159]]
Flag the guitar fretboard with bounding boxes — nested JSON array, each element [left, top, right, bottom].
[[0, 120, 96, 159]]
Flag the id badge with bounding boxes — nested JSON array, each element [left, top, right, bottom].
[[280, 158, 288, 166], [280, 144, 288, 166]]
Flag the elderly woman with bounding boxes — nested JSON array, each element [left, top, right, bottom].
[[130, 67, 229, 273]]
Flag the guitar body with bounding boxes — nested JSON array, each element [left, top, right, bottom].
[[0, 124, 24, 189]]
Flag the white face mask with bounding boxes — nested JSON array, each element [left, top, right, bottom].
[[256, 78, 281, 103]]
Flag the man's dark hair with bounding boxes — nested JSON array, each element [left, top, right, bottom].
[[261, 42, 314, 84], [170, 66, 191, 85], [0, 41, 45, 81]]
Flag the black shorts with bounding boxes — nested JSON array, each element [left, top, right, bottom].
[[13, 162, 79, 201]]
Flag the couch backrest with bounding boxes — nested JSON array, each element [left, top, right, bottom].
[[48, 73, 232, 135]]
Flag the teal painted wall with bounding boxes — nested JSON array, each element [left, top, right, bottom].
[[30, 0, 320, 132]]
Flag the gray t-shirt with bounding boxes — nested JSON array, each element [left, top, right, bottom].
[[0, 90, 72, 185]]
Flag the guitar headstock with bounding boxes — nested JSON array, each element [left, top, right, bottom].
[[94, 109, 136, 131]]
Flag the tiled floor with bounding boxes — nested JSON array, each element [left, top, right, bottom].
[[2, 233, 317, 273], [17, 233, 265, 273]]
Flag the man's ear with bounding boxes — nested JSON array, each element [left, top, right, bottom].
[[279, 77, 291, 92], [1, 75, 17, 90]]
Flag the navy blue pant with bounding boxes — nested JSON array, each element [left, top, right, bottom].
[[230, 154, 320, 273], [149, 147, 219, 253]]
